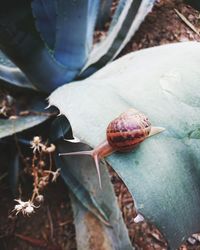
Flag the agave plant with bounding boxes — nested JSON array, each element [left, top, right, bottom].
[[0, 0, 156, 249], [1, 1, 200, 249]]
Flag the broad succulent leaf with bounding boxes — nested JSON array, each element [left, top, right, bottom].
[[0, 65, 36, 92], [0, 0, 93, 92], [51, 117, 112, 228], [80, 0, 155, 77], [31, 0, 56, 50], [96, 0, 113, 29], [55, 142, 110, 226], [56, 140, 133, 250], [54, 0, 100, 68], [0, 115, 50, 139], [49, 42, 200, 249], [50, 115, 72, 142], [0, 51, 35, 91], [52, 116, 132, 248], [0, 92, 55, 140], [109, 0, 128, 32], [0, 50, 15, 67], [0, 0, 154, 92], [0, 0, 67, 93]]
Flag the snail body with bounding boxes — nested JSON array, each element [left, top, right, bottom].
[[60, 109, 164, 188]]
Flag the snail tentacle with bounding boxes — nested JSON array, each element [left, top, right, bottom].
[[59, 141, 114, 189], [59, 150, 92, 157], [93, 153, 102, 189], [59, 150, 102, 188]]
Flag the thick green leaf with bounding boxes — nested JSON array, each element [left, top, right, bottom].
[[52, 118, 117, 227], [80, 0, 155, 77], [0, 51, 35, 91], [55, 142, 110, 225], [54, 0, 99, 68], [0, 50, 15, 67], [0, 115, 49, 139], [56, 140, 132, 250], [0, 0, 85, 92], [49, 42, 200, 249], [70, 194, 132, 250], [53, 125, 133, 249], [50, 115, 72, 142], [96, 0, 112, 29], [0, 65, 36, 92], [31, 0, 56, 50]]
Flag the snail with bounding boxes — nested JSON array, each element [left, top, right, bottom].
[[59, 109, 164, 188]]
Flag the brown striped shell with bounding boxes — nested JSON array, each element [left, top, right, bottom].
[[106, 109, 151, 152]]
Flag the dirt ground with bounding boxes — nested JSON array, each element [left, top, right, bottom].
[[1, 0, 200, 249]]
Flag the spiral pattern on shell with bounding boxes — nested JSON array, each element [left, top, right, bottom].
[[106, 109, 151, 152]]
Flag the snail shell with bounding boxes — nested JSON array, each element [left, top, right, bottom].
[[106, 109, 151, 152]]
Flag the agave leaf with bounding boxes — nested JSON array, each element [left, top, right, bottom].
[[0, 51, 35, 91], [0, 50, 15, 67], [54, 0, 99, 68], [52, 118, 111, 225], [0, 0, 82, 92], [71, 194, 133, 250], [0, 65, 36, 92], [52, 114, 132, 248], [31, 0, 56, 50], [50, 115, 72, 142], [56, 140, 132, 250], [55, 142, 110, 226], [49, 42, 200, 249], [96, 0, 112, 29], [0, 115, 49, 139], [80, 0, 155, 77], [109, 0, 128, 32]]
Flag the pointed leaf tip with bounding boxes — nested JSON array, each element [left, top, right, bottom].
[[64, 137, 81, 143]]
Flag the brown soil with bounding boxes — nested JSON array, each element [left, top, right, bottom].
[[1, 0, 200, 249], [121, 0, 200, 56]]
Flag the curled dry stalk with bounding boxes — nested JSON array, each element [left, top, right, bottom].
[[12, 136, 60, 216]]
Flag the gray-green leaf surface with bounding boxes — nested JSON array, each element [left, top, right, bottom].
[[49, 42, 200, 249], [0, 115, 49, 139], [57, 141, 132, 250], [0, 51, 35, 91]]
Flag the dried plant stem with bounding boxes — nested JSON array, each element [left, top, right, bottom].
[[12, 135, 57, 216], [175, 9, 200, 37], [49, 153, 52, 172], [31, 154, 39, 202]]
